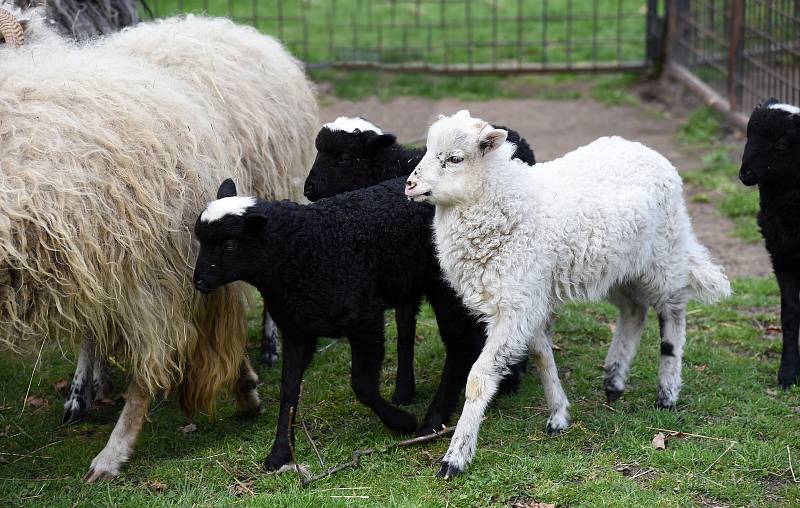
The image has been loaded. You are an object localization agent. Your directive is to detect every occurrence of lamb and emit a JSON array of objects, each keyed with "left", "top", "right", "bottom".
[
  {"left": 405, "top": 110, "right": 731, "bottom": 477},
  {"left": 193, "top": 177, "right": 521, "bottom": 471},
  {"left": 739, "top": 99, "right": 800, "bottom": 388},
  {"left": 303, "top": 116, "right": 535, "bottom": 201},
  {"left": 0, "top": 10, "right": 316, "bottom": 481},
  {"left": 303, "top": 116, "right": 535, "bottom": 404}
]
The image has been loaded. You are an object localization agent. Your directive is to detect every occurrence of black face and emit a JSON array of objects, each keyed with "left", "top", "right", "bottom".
[
  {"left": 303, "top": 128, "right": 396, "bottom": 201},
  {"left": 740, "top": 101, "right": 799, "bottom": 187},
  {"left": 192, "top": 180, "right": 268, "bottom": 293}
]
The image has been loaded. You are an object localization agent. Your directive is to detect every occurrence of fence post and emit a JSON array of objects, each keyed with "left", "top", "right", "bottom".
[
  {"left": 645, "top": 0, "right": 660, "bottom": 67},
  {"left": 728, "top": 0, "right": 745, "bottom": 111},
  {"left": 667, "top": 0, "right": 691, "bottom": 64}
]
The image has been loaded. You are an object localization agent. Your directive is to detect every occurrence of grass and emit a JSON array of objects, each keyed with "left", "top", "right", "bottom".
[
  {"left": 679, "top": 107, "right": 761, "bottom": 244},
  {"left": 2, "top": 279, "right": 800, "bottom": 507}
]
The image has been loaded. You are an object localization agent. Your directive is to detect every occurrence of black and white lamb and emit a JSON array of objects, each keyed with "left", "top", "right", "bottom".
[
  {"left": 739, "top": 99, "right": 800, "bottom": 388},
  {"left": 193, "top": 178, "right": 517, "bottom": 471},
  {"left": 302, "top": 116, "right": 536, "bottom": 404}
]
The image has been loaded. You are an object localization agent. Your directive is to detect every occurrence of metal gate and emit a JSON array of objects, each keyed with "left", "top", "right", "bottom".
[{"left": 148, "top": 0, "right": 660, "bottom": 73}]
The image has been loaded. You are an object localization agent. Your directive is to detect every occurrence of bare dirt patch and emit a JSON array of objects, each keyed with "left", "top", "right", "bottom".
[{"left": 318, "top": 83, "right": 770, "bottom": 279}]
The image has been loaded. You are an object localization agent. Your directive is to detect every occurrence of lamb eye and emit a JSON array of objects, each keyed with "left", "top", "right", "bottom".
[
  {"left": 447, "top": 156, "right": 463, "bottom": 164},
  {"left": 223, "top": 239, "right": 238, "bottom": 252}
]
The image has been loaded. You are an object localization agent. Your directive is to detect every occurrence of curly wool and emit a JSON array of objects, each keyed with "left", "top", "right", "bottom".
[{"left": 0, "top": 16, "right": 316, "bottom": 412}]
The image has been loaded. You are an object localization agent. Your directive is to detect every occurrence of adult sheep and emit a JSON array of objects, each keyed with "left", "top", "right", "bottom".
[
  {"left": 0, "top": 12, "right": 316, "bottom": 481},
  {"left": 405, "top": 110, "right": 730, "bottom": 477}
]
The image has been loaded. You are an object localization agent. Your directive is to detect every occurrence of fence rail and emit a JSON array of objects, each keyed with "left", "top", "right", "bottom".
[
  {"left": 668, "top": 0, "right": 800, "bottom": 128},
  {"left": 148, "top": 0, "right": 655, "bottom": 73}
]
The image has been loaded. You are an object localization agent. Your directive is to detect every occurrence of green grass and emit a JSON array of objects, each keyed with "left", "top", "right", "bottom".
[
  {"left": 3, "top": 280, "right": 800, "bottom": 507},
  {"left": 679, "top": 108, "right": 761, "bottom": 243}
]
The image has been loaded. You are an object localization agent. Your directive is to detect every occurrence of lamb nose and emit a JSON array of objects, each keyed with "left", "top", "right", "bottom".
[{"left": 406, "top": 180, "right": 416, "bottom": 190}]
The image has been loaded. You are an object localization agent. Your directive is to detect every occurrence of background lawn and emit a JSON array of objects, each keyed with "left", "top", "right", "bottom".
[{"left": 2, "top": 278, "right": 800, "bottom": 507}]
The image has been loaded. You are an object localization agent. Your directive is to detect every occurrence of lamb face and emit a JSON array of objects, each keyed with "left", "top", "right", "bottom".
[
  {"left": 304, "top": 118, "right": 396, "bottom": 201},
  {"left": 193, "top": 179, "right": 265, "bottom": 293},
  {"left": 740, "top": 99, "right": 800, "bottom": 187},
  {"left": 405, "top": 110, "right": 507, "bottom": 205}
]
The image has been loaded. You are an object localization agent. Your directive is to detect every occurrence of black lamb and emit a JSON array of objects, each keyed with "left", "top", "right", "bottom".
[
  {"left": 193, "top": 178, "right": 518, "bottom": 471},
  {"left": 302, "top": 117, "right": 535, "bottom": 404},
  {"left": 739, "top": 99, "right": 800, "bottom": 387}
]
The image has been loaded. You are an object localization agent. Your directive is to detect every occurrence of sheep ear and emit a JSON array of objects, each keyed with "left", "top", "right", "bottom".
[
  {"left": 478, "top": 129, "right": 508, "bottom": 155},
  {"left": 764, "top": 98, "right": 779, "bottom": 107},
  {"left": 244, "top": 212, "right": 268, "bottom": 229},
  {"left": 365, "top": 133, "right": 397, "bottom": 152},
  {"left": 217, "top": 178, "right": 237, "bottom": 199},
  {"left": 438, "top": 114, "right": 446, "bottom": 120},
  {"left": 454, "top": 109, "right": 471, "bottom": 119}
]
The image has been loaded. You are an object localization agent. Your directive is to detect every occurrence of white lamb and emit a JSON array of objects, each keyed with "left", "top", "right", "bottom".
[{"left": 404, "top": 110, "right": 731, "bottom": 478}]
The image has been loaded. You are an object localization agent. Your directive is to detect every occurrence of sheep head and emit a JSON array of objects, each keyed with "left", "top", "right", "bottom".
[
  {"left": 740, "top": 99, "right": 800, "bottom": 187},
  {"left": 405, "top": 110, "right": 509, "bottom": 205},
  {"left": 304, "top": 117, "right": 397, "bottom": 201},
  {"left": 193, "top": 179, "right": 266, "bottom": 294}
]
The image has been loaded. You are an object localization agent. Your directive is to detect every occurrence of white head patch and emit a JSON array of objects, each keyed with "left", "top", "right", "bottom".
[
  {"left": 768, "top": 103, "right": 800, "bottom": 115},
  {"left": 323, "top": 116, "right": 382, "bottom": 134},
  {"left": 200, "top": 196, "right": 256, "bottom": 223}
]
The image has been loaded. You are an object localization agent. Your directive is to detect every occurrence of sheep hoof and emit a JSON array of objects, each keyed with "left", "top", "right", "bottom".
[
  {"left": 655, "top": 396, "right": 676, "bottom": 411},
  {"left": 62, "top": 385, "right": 92, "bottom": 425},
  {"left": 436, "top": 460, "right": 463, "bottom": 479},
  {"left": 388, "top": 410, "right": 418, "bottom": 434},
  {"left": 545, "top": 422, "right": 566, "bottom": 436},
  {"left": 264, "top": 449, "right": 291, "bottom": 471},
  {"left": 261, "top": 351, "right": 279, "bottom": 368},
  {"left": 604, "top": 387, "right": 624, "bottom": 403},
  {"left": 778, "top": 367, "right": 800, "bottom": 389}
]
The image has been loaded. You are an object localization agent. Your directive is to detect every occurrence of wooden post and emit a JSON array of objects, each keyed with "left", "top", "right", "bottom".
[{"left": 727, "top": 0, "right": 745, "bottom": 111}]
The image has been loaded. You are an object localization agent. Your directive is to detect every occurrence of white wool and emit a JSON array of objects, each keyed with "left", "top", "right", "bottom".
[
  {"left": 323, "top": 116, "right": 383, "bottom": 134},
  {"left": 201, "top": 197, "right": 256, "bottom": 223},
  {"left": 768, "top": 103, "right": 800, "bottom": 115},
  {"left": 408, "top": 112, "right": 730, "bottom": 477}
]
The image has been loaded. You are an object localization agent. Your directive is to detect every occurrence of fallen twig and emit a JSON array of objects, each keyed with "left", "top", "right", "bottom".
[
  {"left": 701, "top": 441, "right": 736, "bottom": 474},
  {"left": 215, "top": 460, "right": 254, "bottom": 497},
  {"left": 8, "top": 441, "right": 62, "bottom": 465},
  {"left": 301, "top": 415, "right": 324, "bottom": 469},
  {"left": 645, "top": 427, "right": 735, "bottom": 443},
  {"left": 300, "top": 425, "right": 456, "bottom": 486},
  {"left": 20, "top": 340, "right": 45, "bottom": 417},
  {"left": 788, "top": 446, "right": 798, "bottom": 483}
]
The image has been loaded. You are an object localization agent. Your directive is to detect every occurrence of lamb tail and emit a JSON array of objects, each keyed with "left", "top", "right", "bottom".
[{"left": 687, "top": 243, "right": 731, "bottom": 304}]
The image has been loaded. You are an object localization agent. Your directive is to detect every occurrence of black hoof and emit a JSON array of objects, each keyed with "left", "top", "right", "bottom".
[
  {"left": 387, "top": 410, "right": 418, "bottom": 434},
  {"left": 261, "top": 351, "right": 279, "bottom": 368},
  {"left": 655, "top": 397, "right": 676, "bottom": 411},
  {"left": 605, "top": 387, "right": 623, "bottom": 403},
  {"left": 778, "top": 368, "right": 799, "bottom": 389},
  {"left": 61, "top": 397, "right": 90, "bottom": 425},
  {"left": 545, "top": 422, "right": 566, "bottom": 436},
  {"left": 264, "top": 449, "right": 291, "bottom": 471},
  {"left": 436, "top": 460, "right": 463, "bottom": 479}
]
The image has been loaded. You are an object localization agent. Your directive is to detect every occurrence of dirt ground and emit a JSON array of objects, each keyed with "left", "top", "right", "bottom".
[{"left": 318, "top": 83, "right": 772, "bottom": 279}]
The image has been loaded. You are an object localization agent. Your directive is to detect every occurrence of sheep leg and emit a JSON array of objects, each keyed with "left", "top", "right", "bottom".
[
  {"left": 92, "top": 356, "right": 113, "bottom": 402},
  {"left": 529, "top": 324, "right": 571, "bottom": 434},
  {"left": 260, "top": 306, "right": 280, "bottom": 367},
  {"left": 62, "top": 338, "right": 95, "bottom": 424},
  {"left": 264, "top": 333, "right": 317, "bottom": 471},
  {"left": 234, "top": 357, "right": 261, "bottom": 416},
  {"left": 603, "top": 286, "right": 648, "bottom": 402},
  {"left": 83, "top": 382, "right": 150, "bottom": 483},
  {"left": 776, "top": 269, "right": 800, "bottom": 388},
  {"left": 392, "top": 300, "right": 420, "bottom": 405},
  {"left": 349, "top": 336, "right": 417, "bottom": 434},
  {"left": 656, "top": 298, "right": 688, "bottom": 410},
  {"left": 438, "top": 319, "right": 528, "bottom": 479}
]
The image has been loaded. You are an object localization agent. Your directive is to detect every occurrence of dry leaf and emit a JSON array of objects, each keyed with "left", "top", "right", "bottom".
[
  {"left": 24, "top": 395, "right": 48, "bottom": 410},
  {"left": 52, "top": 379, "right": 70, "bottom": 397},
  {"left": 228, "top": 479, "right": 254, "bottom": 497},
  {"left": 651, "top": 432, "right": 667, "bottom": 450},
  {"left": 94, "top": 398, "right": 115, "bottom": 407},
  {"left": 509, "top": 497, "right": 556, "bottom": 508},
  {"left": 551, "top": 344, "right": 562, "bottom": 352},
  {"left": 415, "top": 335, "right": 424, "bottom": 343},
  {"left": 766, "top": 325, "right": 782, "bottom": 334},
  {"left": 178, "top": 423, "right": 197, "bottom": 434},
  {"left": 693, "top": 365, "right": 708, "bottom": 373},
  {"left": 766, "top": 388, "right": 778, "bottom": 397},
  {"left": 146, "top": 481, "right": 166, "bottom": 492}
]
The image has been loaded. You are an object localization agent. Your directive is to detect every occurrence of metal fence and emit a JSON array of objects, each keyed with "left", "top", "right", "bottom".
[
  {"left": 148, "top": 0, "right": 659, "bottom": 73},
  {"left": 667, "top": 0, "right": 800, "bottom": 128}
]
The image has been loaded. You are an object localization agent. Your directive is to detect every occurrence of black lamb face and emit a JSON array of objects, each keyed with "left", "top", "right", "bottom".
[
  {"left": 740, "top": 100, "right": 800, "bottom": 187},
  {"left": 304, "top": 128, "right": 396, "bottom": 201},
  {"left": 193, "top": 179, "right": 266, "bottom": 293}
]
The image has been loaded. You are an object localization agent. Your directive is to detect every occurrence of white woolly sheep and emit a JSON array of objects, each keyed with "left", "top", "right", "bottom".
[
  {"left": 0, "top": 11, "right": 316, "bottom": 481},
  {"left": 405, "top": 110, "right": 731, "bottom": 478}
]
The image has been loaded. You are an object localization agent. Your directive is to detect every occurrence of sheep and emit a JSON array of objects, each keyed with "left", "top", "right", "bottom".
[
  {"left": 0, "top": 11, "right": 316, "bottom": 481},
  {"left": 739, "top": 99, "right": 800, "bottom": 388},
  {"left": 303, "top": 116, "right": 535, "bottom": 404},
  {"left": 303, "top": 116, "right": 535, "bottom": 201},
  {"left": 193, "top": 177, "right": 522, "bottom": 471},
  {"left": 405, "top": 110, "right": 731, "bottom": 478}
]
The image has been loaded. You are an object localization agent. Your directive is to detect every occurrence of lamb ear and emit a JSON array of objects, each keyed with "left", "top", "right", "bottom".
[
  {"left": 217, "top": 178, "right": 237, "bottom": 199},
  {"left": 478, "top": 129, "right": 508, "bottom": 155},
  {"left": 438, "top": 114, "right": 446, "bottom": 120},
  {"left": 454, "top": 109, "right": 471, "bottom": 119},
  {"left": 365, "top": 133, "right": 397, "bottom": 152},
  {"left": 764, "top": 98, "right": 779, "bottom": 107},
  {"left": 244, "top": 212, "right": 268, "bottom": 229}
]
